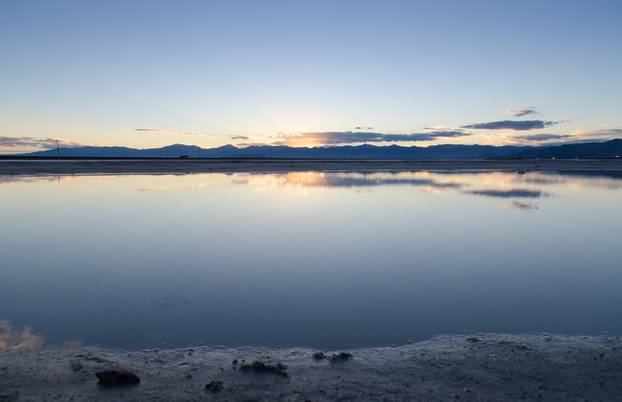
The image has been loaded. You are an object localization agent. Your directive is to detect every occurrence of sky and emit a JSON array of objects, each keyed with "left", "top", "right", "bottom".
[{"left": 1, "top": 0, "right": 621, "bottom": 153}]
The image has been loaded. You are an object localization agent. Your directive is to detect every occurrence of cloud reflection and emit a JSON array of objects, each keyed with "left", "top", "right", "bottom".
[
  {"left": 504, "top": 201, "right": 539, "bottom": 211},
  {"left": 276, "top": 172, "right": 466, "bottom": 189},
  {"left": 0, "top": 320, "right": 44, "bottom": 351},
  {"left": 467, "top": 189, "right": 544, "bottom": 198}
]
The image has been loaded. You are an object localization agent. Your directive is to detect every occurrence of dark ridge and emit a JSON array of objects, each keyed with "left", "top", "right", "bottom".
[{"left": 4, "top": 139, "right": 622, "bottom": 160}]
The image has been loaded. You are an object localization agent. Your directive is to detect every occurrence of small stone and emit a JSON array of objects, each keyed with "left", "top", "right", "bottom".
[
  {"left": 0, "top": 391, "right": 20, "bottom": 402},
  {"left": 329, "top": 352, "right": 353, "bottom": 362},
  {"left": 205, "top": 380, "right": 224, "bottom": 393},
  {"left": 96, "top": 370, "right": 140, "bottom": 387},
  {"left": 70, "top": 362, "right": 83, "bottom": 372},
  {"left": 312, "top": 352, "right": 326, "bottom": 360},
  {"left": 240, "top": 361, "right": 288, "bottom": 377}
]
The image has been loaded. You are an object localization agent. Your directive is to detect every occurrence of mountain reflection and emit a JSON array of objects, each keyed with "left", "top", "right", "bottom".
[{"left": 0, "top": 320, "right": 44, "bottom": 351}]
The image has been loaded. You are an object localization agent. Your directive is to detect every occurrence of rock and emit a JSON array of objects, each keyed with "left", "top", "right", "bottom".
[
  {"left": 240, "top": 361, "right": 288, "bottom": 377},
  {"left": 95, "top": 370, "right": 141, "bottom": 387},
  {"left": 466, "top": 337, "right": 480, "bottom": 343},
  {"left": 0, "top": 391, "right": 20, "bottom": 402},
  {"left": 205, "top": 380, "right": 224, "bottom": 393},
  {"left": 329, "top": 352, "right": 353, "bottom": 362},
  {"left": 312, "top": 352, "right": 326, "bottom": 360},
  {"left": 70, "top": 362, "right": 83, "bottom": 372}
]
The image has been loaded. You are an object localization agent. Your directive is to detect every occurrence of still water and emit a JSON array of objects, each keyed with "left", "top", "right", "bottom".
[{"left": 1, "top": 170, "right": 621, "bottom": 350}]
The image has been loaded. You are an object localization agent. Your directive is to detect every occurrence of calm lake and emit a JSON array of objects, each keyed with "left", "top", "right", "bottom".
[{"left": 1, "top": 170, "right": 621, "bottom": 350}]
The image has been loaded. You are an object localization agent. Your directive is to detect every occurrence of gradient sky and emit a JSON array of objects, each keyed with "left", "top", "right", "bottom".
[{"left": 1, "top": 0, "right": 621, "bottom": 153}]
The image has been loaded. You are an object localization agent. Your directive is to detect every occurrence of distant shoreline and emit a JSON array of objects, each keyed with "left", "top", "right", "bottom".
[{"left": 1, "top": 158, "right": 622, "bottom": 176}]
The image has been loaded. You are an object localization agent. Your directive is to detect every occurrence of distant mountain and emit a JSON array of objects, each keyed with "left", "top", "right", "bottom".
[
  {"left": 17, "top": 139, "right": 622, "bottom": 159},
  {"left": 516, "top": 139, "right": 622, "bottom": 159}
]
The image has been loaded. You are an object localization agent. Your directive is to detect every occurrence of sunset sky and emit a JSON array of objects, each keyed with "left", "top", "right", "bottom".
[{"left": 1, "top": 0, "right": 621, "bottom": 153}]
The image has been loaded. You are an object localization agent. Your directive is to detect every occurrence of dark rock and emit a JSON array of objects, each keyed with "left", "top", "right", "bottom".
[
  {"left": 96, "top": 370, "right": 140, "bottom": 387},
  {"left": 205, "top": 380, "right": 224, "bottom": 393},
  {"left": 70, "top": 362, "right": 83, "bottom": 372},
  {"left": 329, "top": 352, "right": 353, "bottom": 362},
  {"left": 466, "top": 337, "right": 480, "bottom": 343},
  {"left": 312, "top": 352, "right": 326, "bottom": 360},
  {"left": 240, "top": 361, "right": 288, "bottom": 377},
  {"left": 0, "top": 391, "right": 20, "bottom": 402}
]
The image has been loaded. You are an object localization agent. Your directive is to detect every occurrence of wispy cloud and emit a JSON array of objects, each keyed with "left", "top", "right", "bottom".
[
  {"left": 275, "top": 130, "right": 471, "bottom": 146},
  {"left": 589, "top": 128, "right": 622, "bottom": 137},
  {"left": 134, "top": 128, "right": 213, "bottom": 136},
  {"left": 0, "top": 136, "right": 81, "bottom": 149},
  {"left": 134, "top": 127, "right": 247, "bottom": 141},
  {"left": 513, "top": 133, "right": 571, "bottom": 142},
  {"left": 505, "top": 107, "right": 538, "bottom": 117},
  {"left": 462, "top": 120, "right": 559, "bottom": 131}
]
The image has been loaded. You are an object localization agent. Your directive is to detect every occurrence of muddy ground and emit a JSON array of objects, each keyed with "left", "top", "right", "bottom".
[{"left": 1, "top": 333, "right": 621, "bottom": 401}]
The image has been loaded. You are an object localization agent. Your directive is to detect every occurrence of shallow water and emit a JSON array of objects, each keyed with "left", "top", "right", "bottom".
[{"left": 1, "top": 170, "right": 621, "bottom": 350}]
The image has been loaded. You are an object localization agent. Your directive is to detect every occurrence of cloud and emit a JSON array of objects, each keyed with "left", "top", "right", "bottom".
[
  {"left": 275, "top": 130, "right": 471, "bottom": 146},
  {"left": 513, "top": 133, "right": 572, "bottom": 142},
  {"left": 506, "top": 107, "right": 538, "bottom": 117},
  {"left": 0, "top": 136, "right": 81, "bottom": 149},
  {"left": 231, "top": 135, "right": 250, "bottom": 140},
  {"left": 461, "top": 120, "right": 559, "bottom": 131},
  {"left": 467, "top": 188, "right": 544, "bottom": 198},
  {"left": 590, "top": 129, "right": 622, "bottom": 137},
  {"left": 134, "top": 128, "right": 215, "bottom": 137},
  {"left": 544, "top": 128, "right": 622, "bottom": 144},
  {"left": 355, "top": 126, "right": 374, "bottom": 130},
  {"left": 133, "top": 128, "right": 161, "bottom": 132}
]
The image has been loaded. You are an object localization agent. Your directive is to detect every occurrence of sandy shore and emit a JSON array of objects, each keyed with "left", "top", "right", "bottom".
[
  {"left": 1, "top": 158, "right": 622, "bottom": 176},
  {"left": 1, "top": 334, "right": 621, "bottom": 401}
]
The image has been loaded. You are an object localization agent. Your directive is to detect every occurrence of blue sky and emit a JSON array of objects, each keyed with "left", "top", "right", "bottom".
[{"left": 1, "top": 0, "right": 621, "bottom": 152}]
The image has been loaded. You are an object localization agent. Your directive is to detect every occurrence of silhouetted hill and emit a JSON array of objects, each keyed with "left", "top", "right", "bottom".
[
  {"left": 18, "top": 139, "right": 622, "bottom": 159},
  {"left": 516, "top": 139, "right": 622, "bottom": 159}
]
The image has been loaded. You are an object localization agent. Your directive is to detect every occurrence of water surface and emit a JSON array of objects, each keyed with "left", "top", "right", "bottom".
[{"left": 1, "top": 170, "right": 621, "bottom": 350}]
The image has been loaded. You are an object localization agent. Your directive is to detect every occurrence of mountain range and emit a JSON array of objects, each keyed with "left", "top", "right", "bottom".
[{"left": 16, "top": 139, "right": 622, "bottom": 159}]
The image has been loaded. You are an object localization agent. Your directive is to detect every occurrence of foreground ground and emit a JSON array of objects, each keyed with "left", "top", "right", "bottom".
[
  {"left": 1, "top": 158, "right": 622, "bottom": 176},
  {"left": 1, "top": 334, "right": 621, "bottom": 401}
]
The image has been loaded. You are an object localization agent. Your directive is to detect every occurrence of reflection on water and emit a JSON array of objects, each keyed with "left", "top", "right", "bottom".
[
  {"left": 1, "top": 170, "right": 621, "bottom": 349},
  {"left": 504, "top": 201, "right": 539, "bottom": 211},
  {"left": 0, "top": 320, "right": 44, "bottom": 351}
]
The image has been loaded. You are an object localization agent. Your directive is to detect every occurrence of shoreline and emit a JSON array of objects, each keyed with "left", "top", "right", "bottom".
[
  {"left": 1, "top": 333, "right": 621, "bottom": 401},
  {"left": 1, "top": 159, "right": 622, "bottom": 176}
]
